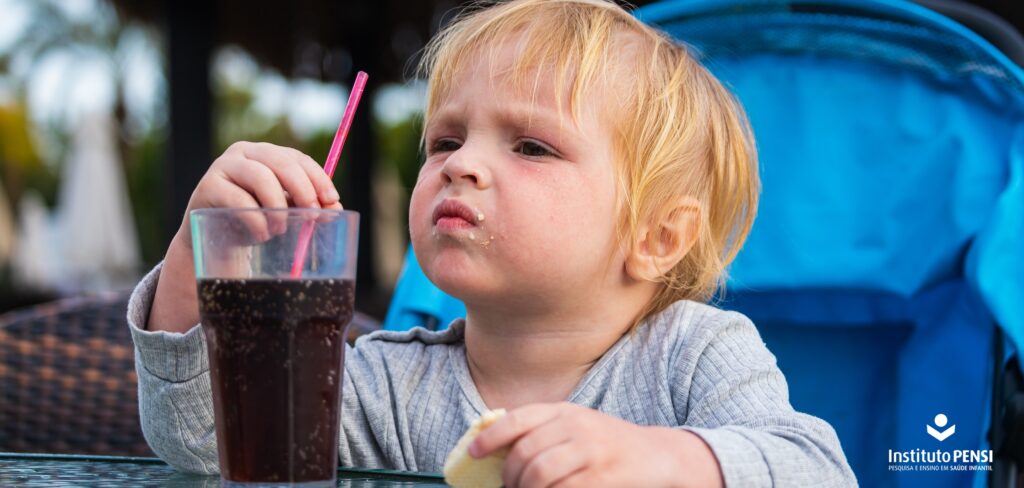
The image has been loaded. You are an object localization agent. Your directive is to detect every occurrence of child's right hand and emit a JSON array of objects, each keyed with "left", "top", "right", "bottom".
[
  {"left": 148, "top": 142, "right": 342, "bottom": 333},
  {"left": 174, "top": 141, "right": 342, "bottom": 250}
]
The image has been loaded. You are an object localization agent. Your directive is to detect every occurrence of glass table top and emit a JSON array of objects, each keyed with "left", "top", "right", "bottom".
[{"left": 0, "top": 452, "right": 449, "bottom": 487}]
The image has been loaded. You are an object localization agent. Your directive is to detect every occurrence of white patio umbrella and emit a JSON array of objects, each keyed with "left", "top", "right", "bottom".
[
  {"left": 11, "top": 190, "right": 59, "bottom": 290},
  {"left": 55, "top": 112, "right": 141, "bottom": 291}
]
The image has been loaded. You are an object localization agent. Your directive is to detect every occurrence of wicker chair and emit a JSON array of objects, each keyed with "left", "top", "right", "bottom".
[
  {"left": 0, "top": 291, "right": 381, "bottom": 457},
  {"left": 0, "top": 292, "right": 149, "bottom": 456}
]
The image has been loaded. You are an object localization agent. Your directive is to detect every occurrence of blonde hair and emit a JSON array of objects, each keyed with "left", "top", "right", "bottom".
[{"left": 418, "top": 0, "right": 759, "bottom": 324}]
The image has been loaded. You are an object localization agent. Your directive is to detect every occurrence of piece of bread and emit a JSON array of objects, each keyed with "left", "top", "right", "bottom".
[{"left": 443, "top": 409, "right": 508, "bottom": 488}]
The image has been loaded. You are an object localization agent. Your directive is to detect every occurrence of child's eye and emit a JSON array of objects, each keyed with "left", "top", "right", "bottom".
[
  {"left": 430, "top": 139, "right": 462, "bottom": 154},
  {"left": 516, "top": 140, "right": 555, "bottom": 158}
]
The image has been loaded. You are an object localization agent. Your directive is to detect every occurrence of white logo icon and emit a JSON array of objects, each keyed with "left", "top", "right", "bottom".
[{"left": 927, "top": 413, "right": 956, "bottom": 441}]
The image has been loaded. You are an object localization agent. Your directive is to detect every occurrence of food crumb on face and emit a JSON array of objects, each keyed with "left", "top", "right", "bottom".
[{"left": 476, "top": 212, "right": 485, "bottom": 222}]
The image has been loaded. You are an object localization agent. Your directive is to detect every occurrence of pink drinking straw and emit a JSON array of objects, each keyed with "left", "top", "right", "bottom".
[{"left": 289, "top": 71, "right": 369, "bottom": 278}]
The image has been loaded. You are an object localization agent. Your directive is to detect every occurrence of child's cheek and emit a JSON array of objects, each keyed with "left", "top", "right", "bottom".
[
  {"left": 513, "top": 169, "right": 616, "bottom": 262},
  {"left": 408, "top": 181, "right": 437, "bottom": 239},
  {"left": 500, "top": 186, "right": 574, "bottom": 256}
]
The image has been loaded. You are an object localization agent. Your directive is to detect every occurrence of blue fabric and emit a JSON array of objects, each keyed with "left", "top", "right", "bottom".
[
  {"left": 383, "top": 247, "right": 465, "bottom": 331},
  {"left": 721, "top": 285, "right": 992, "bottom": 488},
  {"left": 384, "top": 1, "right": 1024, "bottom": 486},
  {"left": 635, "top": 0, "right": 1024, "bottom": 357}
]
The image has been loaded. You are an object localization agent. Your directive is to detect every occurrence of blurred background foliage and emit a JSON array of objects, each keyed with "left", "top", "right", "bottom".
[{"left": 0, "top": 0, "right": 425, "bottom": 314}]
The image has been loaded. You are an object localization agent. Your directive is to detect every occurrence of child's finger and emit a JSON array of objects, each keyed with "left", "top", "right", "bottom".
[
  {"left": 201, "top": 178, "right": 271, "bottom": 242},
  {"left": 243, "top": 143, "right": 324, "bottom": 209},
  {"left": 286, "top": 147, "right": 341, "bottom": 205},
  {"left": 501, "top": 419, "right": 572, "bottom": 488},
  {"left": 282, "top": 195, "right": 344, "bottom": 224},
  {"left": 219, "top": 160, "right": 289, "bottom": 234},
  {"left": 219, "top": 159, "right": 289, "bottom": 208},
  {"left": 470, "top": 404, "right": 560, "bottom": 458},
  {"left": 516, "top": 442, "right": 587, "bottom": 488},
  {"left": 313, "top": 203, "right": 347, "bottom": 225}
]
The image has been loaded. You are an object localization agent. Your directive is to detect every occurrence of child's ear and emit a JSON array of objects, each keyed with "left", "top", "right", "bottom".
[{"left": 625, "top": 197, "right": 702, "bottom": 282}]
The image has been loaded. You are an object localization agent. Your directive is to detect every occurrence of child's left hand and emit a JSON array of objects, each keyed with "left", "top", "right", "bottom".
[{"left": 469, "top": 402, "right": 723, "bottom": 488}]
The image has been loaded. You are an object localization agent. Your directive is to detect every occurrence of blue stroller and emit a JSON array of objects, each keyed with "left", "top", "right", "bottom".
[{"left": 384, "top": 1, "right": 1024, "bottom": 486}]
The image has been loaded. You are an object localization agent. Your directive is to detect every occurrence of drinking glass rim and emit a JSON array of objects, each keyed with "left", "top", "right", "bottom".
[{"left": 190, "top": 207, "right": 357, "bottom": 217}]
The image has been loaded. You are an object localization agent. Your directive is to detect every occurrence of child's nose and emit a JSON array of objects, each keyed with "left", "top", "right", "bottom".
[{"left": 440, "top": 148, "right": 490, "bottom": 189}]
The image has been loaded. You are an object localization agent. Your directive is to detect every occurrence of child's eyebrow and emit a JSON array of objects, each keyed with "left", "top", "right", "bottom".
[
  {"left": 424, "top": 112, "right": 458, "bottom": 132},
  {"left": 427, "top": 101, "right": 579, "bottom": 142},
  {"left": 495, "top": 104, "right": 567, "bottom": 134}
]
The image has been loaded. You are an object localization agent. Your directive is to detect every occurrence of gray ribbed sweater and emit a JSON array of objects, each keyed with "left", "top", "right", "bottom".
[{"left": 128, "top": 264, "right": 856, "bottom": 486}]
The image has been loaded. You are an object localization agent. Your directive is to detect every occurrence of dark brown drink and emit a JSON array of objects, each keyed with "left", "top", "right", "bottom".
[{"left": 197, "top": 278, "right": 354, "bottom": 485}]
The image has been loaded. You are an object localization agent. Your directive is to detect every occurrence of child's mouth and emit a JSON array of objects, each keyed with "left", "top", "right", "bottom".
[
  {"left": 433, "top": 198, "right": 483, "bottom": 233},
  {"left": 436, "top": 216, "right": 475, "bottom": 231}
]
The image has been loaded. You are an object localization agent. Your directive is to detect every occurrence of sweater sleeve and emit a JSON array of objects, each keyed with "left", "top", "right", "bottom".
[
  {"left": 676, "top": 310, "right": 858, "bottom": 487},
  {"left": 127, "top": 263, "right": 219, "bottom": 475}
]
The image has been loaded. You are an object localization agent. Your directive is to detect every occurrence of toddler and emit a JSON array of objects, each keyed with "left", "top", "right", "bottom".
[{"left": 131, "top": 0, "right": 856, "bottom": 486}]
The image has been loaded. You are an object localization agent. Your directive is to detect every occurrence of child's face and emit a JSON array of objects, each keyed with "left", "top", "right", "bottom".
[{"left": 409, "top": 43, "right": 626, "bottom": 312}]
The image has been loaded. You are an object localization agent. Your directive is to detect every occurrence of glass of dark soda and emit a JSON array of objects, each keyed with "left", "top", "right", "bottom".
[{"left": 190, "top": 208, "right": 358, "bottom": 487}]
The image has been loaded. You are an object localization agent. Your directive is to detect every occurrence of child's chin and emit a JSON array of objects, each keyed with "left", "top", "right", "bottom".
[
  {"left": 425, "top": 265, "right": 498, "bottom": 302},
  {"left": 417, "top": 247, "right": 499, "bottom": 293},
  {"left": 429, "top": 270, "right": 483, "bottom": 297}
]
